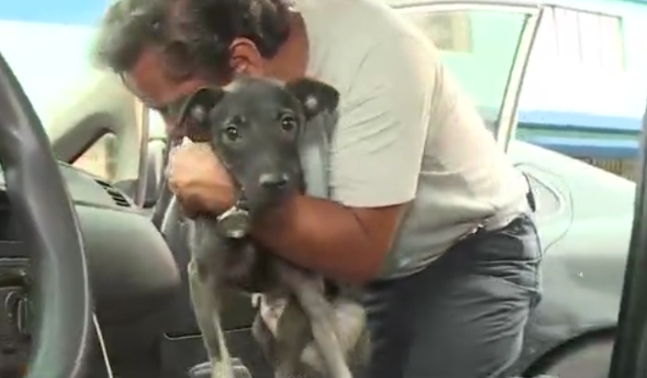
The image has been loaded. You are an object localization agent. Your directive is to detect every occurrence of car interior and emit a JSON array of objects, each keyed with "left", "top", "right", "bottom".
[
  {"left": 0, "top": 49, "right": 274, "bottom": 378},
  {"left": 1, "top": 2, "right": 647, "bottom": 378}
]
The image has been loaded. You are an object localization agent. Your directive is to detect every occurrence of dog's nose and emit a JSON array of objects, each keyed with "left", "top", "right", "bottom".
[{"left": 259, "top": 173, "right": 289, "bottom": 188}]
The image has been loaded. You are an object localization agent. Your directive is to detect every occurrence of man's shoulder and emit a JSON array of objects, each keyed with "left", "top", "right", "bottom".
[{"left": 301, "top": 0, "right": 436, "bottom": 90}]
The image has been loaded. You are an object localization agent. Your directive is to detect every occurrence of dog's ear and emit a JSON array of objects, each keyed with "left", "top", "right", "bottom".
[
  {"left": 285, "top": 78, "right": 340, "bottom": 121},
  {"left": 183, "top": 87, "right": 224, "bottom": 127},
  {"left": 179, "top": 87, "right": 224, "bottom": 140}
]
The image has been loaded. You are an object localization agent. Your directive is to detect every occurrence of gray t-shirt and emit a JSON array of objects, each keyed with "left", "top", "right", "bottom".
[{"left": 296, "top": 0, "right": 530, "bottom": 278}]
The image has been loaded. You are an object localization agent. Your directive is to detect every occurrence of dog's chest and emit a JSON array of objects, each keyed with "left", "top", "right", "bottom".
[{"left": 255, "top": 291, "right": 291, "bottom": 337}]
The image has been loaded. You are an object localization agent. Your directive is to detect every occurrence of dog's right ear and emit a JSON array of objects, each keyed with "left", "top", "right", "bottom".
[
  {"left": 178, "top": 87, "right": 224, "bottom": 140},
  {"left": 183, "top": 87, "right": 224, "bottom": 126}
]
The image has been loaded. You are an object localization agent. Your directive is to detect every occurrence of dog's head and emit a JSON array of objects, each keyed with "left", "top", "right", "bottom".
[{"left": 181, "top": 76, "right": 339, "bottom": 213}]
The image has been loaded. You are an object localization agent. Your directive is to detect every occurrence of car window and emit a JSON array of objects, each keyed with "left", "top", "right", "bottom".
[
  {"left": 401, "top": 8, "right": 527, "bottom": 131},
  {"left": 1, "top": 2, "right": 120, "bottom": 180},
  {"left": 71, "top": 133, "right": 118, "bottom": 182}
]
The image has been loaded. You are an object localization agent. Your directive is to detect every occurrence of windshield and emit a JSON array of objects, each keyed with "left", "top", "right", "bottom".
[{"left": 0, "top": 1, "right": 100, "bottom": 125}]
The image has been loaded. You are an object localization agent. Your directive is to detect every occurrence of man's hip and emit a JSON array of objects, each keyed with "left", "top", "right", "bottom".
[{"left": 361, "top": 214, "right": 542, "bottom": 378}]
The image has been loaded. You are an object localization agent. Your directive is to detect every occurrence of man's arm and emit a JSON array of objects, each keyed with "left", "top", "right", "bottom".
[{"left": 252, "top": 36, "right": 435, "bottom": 284}]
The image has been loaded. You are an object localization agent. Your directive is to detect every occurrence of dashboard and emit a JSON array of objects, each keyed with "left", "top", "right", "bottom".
[
  {"left": 0, "top": 163, "right": 180, "bottom": 378},
  {"left": 0, "top": 161, "right": 180, "bottom": 322},
  {"left": 0, "top": 162, "right": 181, "bottom": 376}
]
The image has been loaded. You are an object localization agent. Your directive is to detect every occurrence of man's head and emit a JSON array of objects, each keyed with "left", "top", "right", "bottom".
[
  {"left": 179, "top": 76, "right": 339, "bottom": 214},
  {"left": 92, "top": 0, "right": 296, "bottom": 130}
]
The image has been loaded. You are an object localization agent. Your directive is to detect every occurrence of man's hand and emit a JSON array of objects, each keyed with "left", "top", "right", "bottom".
[{"left": 167, "top": 142, "right": 236, "bottom": 216}]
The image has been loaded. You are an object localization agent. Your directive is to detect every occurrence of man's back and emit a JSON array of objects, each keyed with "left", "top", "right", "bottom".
[{"left": 296, "top": 0, "right": 530, "bottom": 277}]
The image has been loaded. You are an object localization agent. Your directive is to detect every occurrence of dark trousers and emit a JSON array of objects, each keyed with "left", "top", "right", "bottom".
[{"left": 362, "top": 214, "right": 542, "bottom": 378}]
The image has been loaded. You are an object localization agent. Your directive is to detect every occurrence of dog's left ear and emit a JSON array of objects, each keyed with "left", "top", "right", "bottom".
[
  {"left": 285, "top": 78, "right": 340, "bottom": 121},
  {"left": 178, "top": 87, "right": 224, "bottom": 141},
  {"left": 182, "top": 87, "right": 224, "bottom": 127}
]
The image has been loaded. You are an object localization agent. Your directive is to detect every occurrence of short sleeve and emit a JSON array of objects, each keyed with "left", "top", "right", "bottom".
[{"left": 329, "top": 37, "right": 435, "bottom": 207}]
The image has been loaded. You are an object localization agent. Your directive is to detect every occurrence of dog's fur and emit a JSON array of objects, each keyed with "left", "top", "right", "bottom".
[{"left": 181, "top": 76, "right": 369, "bottom": 378}]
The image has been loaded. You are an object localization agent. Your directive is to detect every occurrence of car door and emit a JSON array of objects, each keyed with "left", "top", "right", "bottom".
[
  {"left": 401, "top": 1, "right": 572, "bottom": 250},
  {"left": 396, "top": 0, "right": 542, "bottom": 150},
  {"left": 607, "top": 98, "right": 647, "bottom": 378}
]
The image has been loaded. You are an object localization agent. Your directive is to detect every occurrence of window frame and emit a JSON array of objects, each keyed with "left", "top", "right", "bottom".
[{"left": 70, "top": 131, "right": 118, "bottom": 181}]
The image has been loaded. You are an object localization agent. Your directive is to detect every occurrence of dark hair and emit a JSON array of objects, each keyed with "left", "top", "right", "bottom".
[{"left": 92, "top": 0, "right": 292, "bottom": 77}]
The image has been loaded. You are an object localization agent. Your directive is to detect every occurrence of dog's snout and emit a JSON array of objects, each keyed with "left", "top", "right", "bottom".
[{"left": 259, "top": 173, "right": 289, "bottom": 188}]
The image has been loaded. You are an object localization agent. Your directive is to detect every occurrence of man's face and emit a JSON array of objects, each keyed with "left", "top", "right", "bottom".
[
  {"left": 122, "top": 35, "right": 298, "bottom": 139},
  {"left": 122, "top": 47, "right": 229, "bottom": 138}
]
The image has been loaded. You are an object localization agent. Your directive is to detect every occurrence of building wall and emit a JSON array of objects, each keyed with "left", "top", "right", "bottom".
[{"left": 409, "top": 1, "right": 647, "bottom": 122}]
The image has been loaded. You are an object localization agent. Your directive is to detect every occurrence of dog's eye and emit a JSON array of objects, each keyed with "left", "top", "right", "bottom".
[
  {"left": 224, "top": 126, "right": 241, "bottom": 142},
  {"left": 280, "top": 115, "right": 296, "bottom": 132}
]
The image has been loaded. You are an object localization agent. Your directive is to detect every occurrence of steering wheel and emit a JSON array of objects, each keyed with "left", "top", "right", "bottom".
[{"left": 0, "top": 55, "right": 92, "bottom": 377}]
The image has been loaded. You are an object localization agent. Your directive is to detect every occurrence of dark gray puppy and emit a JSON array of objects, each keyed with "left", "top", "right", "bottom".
[{"left": 179, "top": 76, "right": 368, "bottom": 378}]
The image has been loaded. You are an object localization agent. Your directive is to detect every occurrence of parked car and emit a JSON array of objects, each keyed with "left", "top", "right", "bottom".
[{"left": 0, "top": 0, "right": 638, "bottom": 378}]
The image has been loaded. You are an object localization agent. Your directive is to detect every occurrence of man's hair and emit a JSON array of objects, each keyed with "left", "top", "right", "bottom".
[{"left": 92, "top": 0, "right": 292, "bottom": 77}]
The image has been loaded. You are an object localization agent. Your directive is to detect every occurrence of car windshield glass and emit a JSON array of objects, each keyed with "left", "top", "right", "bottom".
[
  {"left": 0, "top": 1, "right": 116, "bottom": 179},
  {"left": 0, "top": 2, "right": 100, "bottom": 128}
]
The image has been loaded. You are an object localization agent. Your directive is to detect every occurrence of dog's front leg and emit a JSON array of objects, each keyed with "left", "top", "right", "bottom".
[
  {"left": 188, "top": 260, "right": 235, "bottom": 378},
  {"left": 188, "top": 220, "right": 235, "bottom": 378},
  {"left": 273, "top": 298, "right": 312, "bottom": 378},
  {"left": 275, "top": 262, "right": 353, "bottom": 378}
]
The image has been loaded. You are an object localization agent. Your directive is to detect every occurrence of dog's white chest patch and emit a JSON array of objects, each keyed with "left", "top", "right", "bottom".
[{"left": 256, "top": 294, "right": 289, "bottom": 336}]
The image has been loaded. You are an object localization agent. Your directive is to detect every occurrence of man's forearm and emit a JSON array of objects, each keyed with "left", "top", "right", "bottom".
[{"left": 251, "top": 194, "right": 390, "bottom": 284}]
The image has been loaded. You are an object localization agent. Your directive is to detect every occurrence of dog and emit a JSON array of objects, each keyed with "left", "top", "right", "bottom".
[{"left": 176, "top": 76, "right": 369, "bottom": 378}]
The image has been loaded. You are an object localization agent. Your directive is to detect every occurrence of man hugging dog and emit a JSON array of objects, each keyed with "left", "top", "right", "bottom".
[{"left": 94, "top": 0, "right": 540, "bottom": 377}]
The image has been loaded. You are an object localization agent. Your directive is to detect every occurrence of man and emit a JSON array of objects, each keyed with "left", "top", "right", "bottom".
[{"left": 93, "top": 0, "right": 541, "bottom": 377}]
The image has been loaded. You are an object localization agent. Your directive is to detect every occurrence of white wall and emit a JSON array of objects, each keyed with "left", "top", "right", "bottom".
[{"left": 519, "top": 0, "right": 647, "bottom": 122}]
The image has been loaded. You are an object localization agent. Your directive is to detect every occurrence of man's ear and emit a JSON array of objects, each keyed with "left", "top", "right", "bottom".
[{"left": 285, "top": 78, "right": 340, "bottom": 121}]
